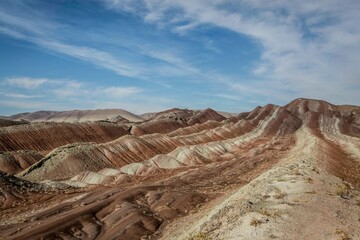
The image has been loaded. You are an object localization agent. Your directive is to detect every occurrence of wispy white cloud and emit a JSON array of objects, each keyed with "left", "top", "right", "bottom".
[
  {"left": 144, "top": 50, "right": 201, "bottom": 75},
  {"left": 0, "top": 75, "right": 154, "bottom": 114},
  {"left": 4, "top": 77, "right": 85, "bottom": 97},
  {"left": 0, "top": 3, "right": 206, "bottom": 85},
  {"left": 6, "top": 77, "right": 48, "bottom": 89},
  {"left": 37, "top": 40, "right": 144, "bottom": 78},
  {"left": 102, "top": 86, "right": 143, "bottom": 98},
  {"left": 0, "top": 100, "right": 47, "bottom": 109},
  {"left": 52, "top": 81, "right": 84, "bottom": 97},
  {"left": 0, "top": 5, "right": 61, "bottom": 36},
  {"left": 0, "top": 1, "right": 239, "bottom": 93},
  {"left": 192, "top": 91, "right": 243, "bottom": 101},
  {"left": 4, "top": 76, "right": 145, "bottom": 99},
  {"left": 103, "top": 0, "right": 360, "bottom": 104},
  {"left": 213, "top": 93, "right": 243, "bottom": 101},
  {"left": 0, "top": 27, "right": 146, "bottom": 79},
  {"left": 0, "top": 4, "right": 149, "bottom": 80},
  {"left": 1, "top": 0, "right": 359, "bottom": 115},
  {"left": 0, "top": 92, "right": 42, "bottom": 99}
]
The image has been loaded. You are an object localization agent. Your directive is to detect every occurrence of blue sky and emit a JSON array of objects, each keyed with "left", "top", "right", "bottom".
[{"left": 0, "top": 0, "right": 359, "bottom": 115}]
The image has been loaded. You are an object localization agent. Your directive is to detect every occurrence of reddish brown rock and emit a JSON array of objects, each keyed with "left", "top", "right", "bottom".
[{"left": 0, "top": 98, "right": 359, "bottom": 240}]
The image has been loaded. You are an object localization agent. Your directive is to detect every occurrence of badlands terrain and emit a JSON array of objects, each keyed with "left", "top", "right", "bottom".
[{"left": 0, "top": 98, "right": 359, "bottom": 240}]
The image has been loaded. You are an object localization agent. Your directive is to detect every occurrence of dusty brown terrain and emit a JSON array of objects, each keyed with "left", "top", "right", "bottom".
[
  {"left": 8, "top": 109, "right": 145, "bottom": 123},
  {"left": 0, "top": 122, "right": 130, "bottom": 154},
  {"left": 0, "top": 119, "right": 28, "bottom": 128},
  {"left": 0, "top": 98, "right": 359, "bottom": 240}
]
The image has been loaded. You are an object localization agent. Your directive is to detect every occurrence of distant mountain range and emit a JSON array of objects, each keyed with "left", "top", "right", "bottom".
[{"left": 3, "top": 107, "right": 238, "bottom": 123}]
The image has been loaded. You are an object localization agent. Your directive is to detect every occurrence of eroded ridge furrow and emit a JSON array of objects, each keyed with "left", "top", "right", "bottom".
[
  {"left": 0, "top": 150, "right": 44, "bottom": 174},
  {"left": 320, "top": 116, "right": 360, "bottom": 158},
  {"left": 67, "top": 106, "right": 292, "bottom": 185},
  {"left": 19, "top": 106, "right": 283, "bottom": 182},
  {"left": 0, "top": 132, "right": 295, "bottom": 240},
  {"left": 0, "top": 122, "right": 129, "bottom": 153},
  {"left": 1, "top": 98, "right": 359, "bottom": 240},
  {"left": 167, "top": 120, "right": 223, "bottom": 137},
  {"left": 160, "top": 125, "right": 360, "bottom": 240}
]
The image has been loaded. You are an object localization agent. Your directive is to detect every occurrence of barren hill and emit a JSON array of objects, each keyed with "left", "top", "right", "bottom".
[
  {"left": 0, "top": 118, "right": 28, "bottom": 127},
  {"left": 0, "top": 98, "right": 359, "bottom": 240},
  {"left": 8, "top": 109, "right": 144, "bottom": 123}
]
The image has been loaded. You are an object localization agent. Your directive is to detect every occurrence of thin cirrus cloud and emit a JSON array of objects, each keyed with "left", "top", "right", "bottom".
[
  {"left": 0, "top": 92, "right": 42, "bottom": 99},
  {"left": 103, "top": 0, "right": 360, "bottom": 104},
  {"left": 5, "top": 77, "right": 82, "bottom": 96},
  {"left": 0, "top": 1, "right": 280, "bottom": 106},
  {"left": 0, "top": 3, "right": 205, "bottom": 84},
  {"left": 0, "top": 1, "right": 255, "bottom": 92},
  {"left": 0, "top": 75, "right": 149, "bottom": 114},
  {"left": 37, "top": 40, "right": 145, "bottom": 79},
  {"left": 4, "top": 76, "right": 143, "bottom": 99},
  {"left": 5, "top": 77, "right": 48, "bottom": 89},
  {"left": 0, "top": 27, "right": 145, "bottom": 79},
  {"left": 102, "top": 87, "right": 143, "bottom": 98},
  {"left": 0, "top": 6, "right": 147, "bottom": 81},
  {"left": 0, "top": 0, "right": 359, "bottom": 116}
]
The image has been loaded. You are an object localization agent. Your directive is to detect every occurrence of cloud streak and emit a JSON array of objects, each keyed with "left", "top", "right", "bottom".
[
  {"left": 6, "top": 77, "right": 48, "bottom": 89},
  {"left": 102, "top": 87, "right": 143, "bottom": 98},
  {"left": 0, "top": 0, "right": 359, "bottom": 115},
  {"left": 0, "top": 2, "right": 209, "bottom": 85},
  {"left": 0, "top": 3, "right": 153, "bottom": 81},
  {"left": 103, "top": 0, "right": 360, "bottom": 104},
  {"left": 0, "top": 92, "right": 43, "bottom": 99},
  {"left": 0, "top": 75, "right": 172, "bottom": 115},
  {"left": 37, "top": 40, "right": 144, "bottom": 79}
]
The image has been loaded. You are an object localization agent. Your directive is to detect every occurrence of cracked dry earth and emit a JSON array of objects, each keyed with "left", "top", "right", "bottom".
[{"left": 0, "top": 98, "right": 360, "bottom": 240}]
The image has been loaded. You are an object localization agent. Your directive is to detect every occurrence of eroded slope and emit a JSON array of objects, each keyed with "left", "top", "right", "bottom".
[{"left": 0, "top": 98, "right": 359, "bottom": 240}]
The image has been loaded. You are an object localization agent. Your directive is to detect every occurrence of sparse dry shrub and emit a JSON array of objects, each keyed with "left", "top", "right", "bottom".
[
  {"left": 335, "top": 229, "right": 351, "bottom": 240},
  {"left": 292, "top": 169, "right": 303, "bottom": 176},
  {"left": 191, "top": 232, "right": 212, "bottom": 240},
  {"left": 343, "top": 182, "right": 352, "bottom": 190},
  {"left": 258, "top": 208, "right": 281, "bottom": 218},
  {"left": 274, "top": 191, "right": 287, "bottom": 199},
  {"left": 250, "top": 218, "right": 262, "bottom": 227},
  {"left": 312, "top": 167, "right": 320, "bottom": 174},
  {"left": 335, "top": 183, "right": 351, "bottom": 198}
]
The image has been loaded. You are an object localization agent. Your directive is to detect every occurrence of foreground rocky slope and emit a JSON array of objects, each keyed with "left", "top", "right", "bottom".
[{"left": 0, "top": 98, "right": 359, "bottom": 240}]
